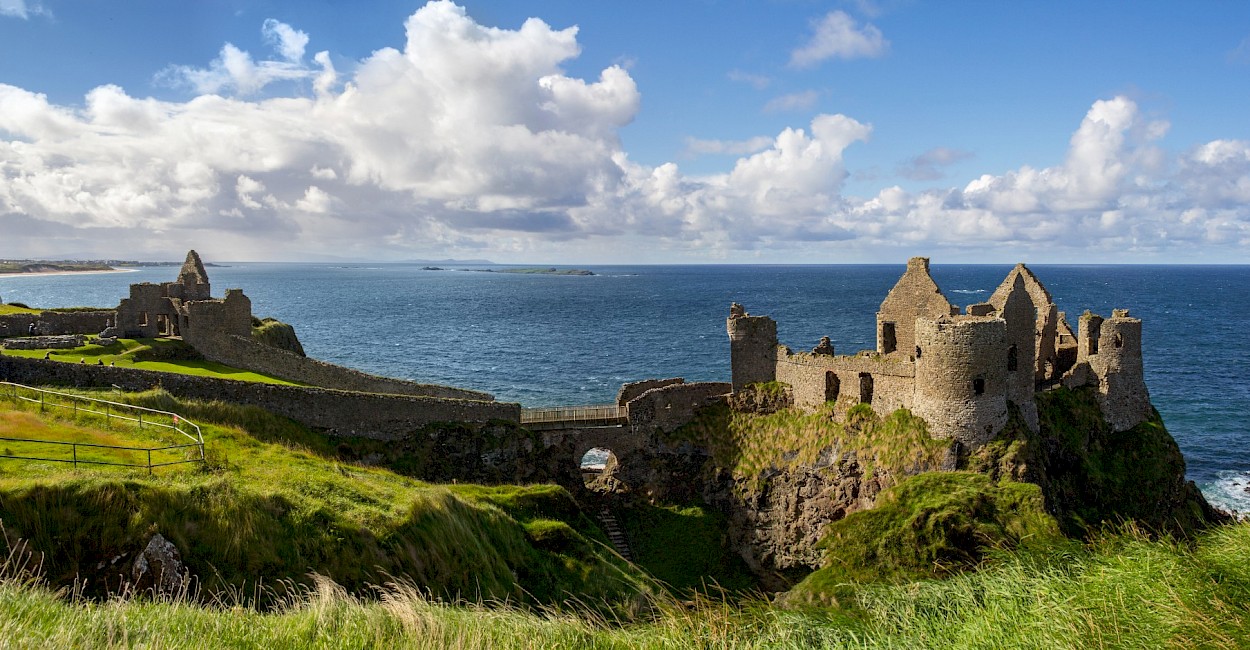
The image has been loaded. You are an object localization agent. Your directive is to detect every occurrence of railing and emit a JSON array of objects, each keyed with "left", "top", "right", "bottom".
[
  {"left": 521, "top": 404, "right": 628, "bottom": 428},
  {"left": 0, "top": 381, "right": 204, "bottom": 474}
]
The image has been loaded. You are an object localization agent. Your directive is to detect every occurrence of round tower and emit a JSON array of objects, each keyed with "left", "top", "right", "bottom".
[
  {"left": 726, "top": 304, "right": 778, "bottom": 392},
  {"left": 913, "top": 315, "right": 1009, "bottom": 449}
]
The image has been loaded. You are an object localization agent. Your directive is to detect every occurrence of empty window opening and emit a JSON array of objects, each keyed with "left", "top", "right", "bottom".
[
  {"left": 580, "top": 447, "right": 619, "bottom": 491},
  {"left": 824, "top": 371, "right": 841, "bottom": 403},
  {"left": 859, "top": 372, "right": 874, "bottom": 405},
  {"left": 1007, "top": 345, "right": 1018, "bottom": 372},
  {"left": 973, "top": 377, "right": 986, "bottom": 395},
  {"left": 156, "top": 314, "right": 172, "bottom": 337},
  {"left": 881, "top": 322, "right": 897, "bottom": 354},
  {"left": 1114, "top": 333, "right": 1123, "bottom": 348},
  {"left": 138, "top": 312, "right": 148, "bottom": 326},
  {"left": 915, "top": 346, "right": 922, "bottom": 359}
]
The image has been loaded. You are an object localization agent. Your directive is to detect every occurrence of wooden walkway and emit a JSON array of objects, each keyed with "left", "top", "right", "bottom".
[{"left": 520, "top": 404, "right": 627, "bottom": 430}]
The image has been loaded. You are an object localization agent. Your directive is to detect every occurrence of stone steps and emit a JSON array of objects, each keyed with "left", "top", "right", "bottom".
[{"left": 597, "top": 507, "right": 633, "bottom": 562}]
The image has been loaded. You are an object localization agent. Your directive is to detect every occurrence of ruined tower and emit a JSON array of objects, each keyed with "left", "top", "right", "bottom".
[
  {"left": 1078, "top": 309, "right": 1151, "bottom": 431},
  {"left": 997, "top": 274, "right": 1040, "bottom": 432},
  {"left": 727, "top": 303, "right": 778, "bottom": 391},
  {"left": 173, "top": 250, "right": 211, "bottom": 301},
  {"left": 912, "top": 315, "right": 1010, "bottom": 449}
]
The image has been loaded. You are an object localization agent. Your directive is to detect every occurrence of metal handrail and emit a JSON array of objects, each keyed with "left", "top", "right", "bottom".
[{"left": 0, "top": 381, "right": 205, "bottom": 473}]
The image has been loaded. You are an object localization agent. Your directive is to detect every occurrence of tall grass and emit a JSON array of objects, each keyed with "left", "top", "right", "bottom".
[{"left": 2, "top": 521, "right": 1249, "bottom": 648}]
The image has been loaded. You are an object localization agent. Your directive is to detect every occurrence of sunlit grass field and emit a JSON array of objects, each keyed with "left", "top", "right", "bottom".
[{"left": 2, "top": 337, "right": 299, "bottom": 385}]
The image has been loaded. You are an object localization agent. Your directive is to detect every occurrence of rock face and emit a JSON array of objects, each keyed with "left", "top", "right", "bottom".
[{"left": 130, "top": 534, "right": 189, "bottom": 597}]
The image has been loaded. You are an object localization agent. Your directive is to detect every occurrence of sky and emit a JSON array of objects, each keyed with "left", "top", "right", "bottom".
[{"left": 1, "top": 1, "right": 1249, "bottom": 264}]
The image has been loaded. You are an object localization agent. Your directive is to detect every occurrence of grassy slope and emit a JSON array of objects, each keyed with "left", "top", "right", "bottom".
[
  {"left": 2, "top": 521, "right": 1248, "bottom": 648},
  {"left": 668, "top": 401, "right": 950, "bottom": 493},
  {"left": 2, "top": 338, "right": 300, "bottom": 385},
  {"left": 0, "top": 304, "right": 39, "bottom": 315},
  {"left": 0, "top": 390, "right": 650, "bottom": 610}
]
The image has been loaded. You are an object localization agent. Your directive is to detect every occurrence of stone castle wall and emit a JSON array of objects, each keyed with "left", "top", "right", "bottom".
[
  {"left": 193, "top": 334, "right": 493, "bottom": 401},
  {"left": 0, "top": 311, "right": 115, "bottom": 338},
  {"left": 775, "top": 348, "right": 915, "bottom": 416},
  {"left": 0, "top": 355, "right": 518, "bottom": 439},
  {"left": 626, "top": 381, "right": 732, "bottom": 436},
  {"left": 615, "top": 377, "right": 684, "bottom": 406}
]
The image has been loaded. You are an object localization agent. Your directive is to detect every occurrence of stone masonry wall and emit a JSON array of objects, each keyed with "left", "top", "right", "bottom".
[
  {"left": 0, "top": 311, "right": 115, "bottom": 338},
  {"left": 615, "top": 378, "right": 684, "bottom": 406},
  {"left": 775, "top": 347, "right": 915, "bottom": 417},
  {"left": 627, "top": 381, "right": 732, "bottom": 436},
  {"left": 194, "top": 334, "right": 493, "bottom": 401},
  {"left": 913, "top": 316, "right": 1009, "bottom": 448},
  {"left": 0, "top": 355, "right": 518, "bottom": 439},
  {"left": 727, "top": 309, "right": 778, "bottom": 391}
]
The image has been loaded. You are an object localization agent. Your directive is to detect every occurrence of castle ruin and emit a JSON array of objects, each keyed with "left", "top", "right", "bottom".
[{"left": 727, "top": 257, "right": 1151, "bottom": 450}]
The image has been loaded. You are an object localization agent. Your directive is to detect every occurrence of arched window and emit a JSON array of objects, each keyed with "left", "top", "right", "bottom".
[
  {"left": 973, "top": 377, "right": 985, "bottom": 395},
  {"left": 1007, "top": 345, "right": 1018, "bottom": 372}
]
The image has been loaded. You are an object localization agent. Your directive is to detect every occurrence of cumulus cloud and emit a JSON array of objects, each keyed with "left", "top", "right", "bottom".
[
  {"left": 762, "top": 90, "right": 821, "bottom": 113},
  {"left": 790, "top": 10, "right": 888, "bottom": 67},
  {"left": 1, "top": 1, "right": 1248, "bottom": 263},
  {"left": 157, "top": 19, "right": 316, "bottom": 95}
]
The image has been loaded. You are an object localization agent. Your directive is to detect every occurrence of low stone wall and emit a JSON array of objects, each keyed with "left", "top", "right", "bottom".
[
  {"left": 615, "top": 377, "right": 684, "bottom": 406},
  {"left": 2, "top": 335, "right": 85, "bottom": 350},
  {"left": 0, "top": 355, "right": 519, "bottom": 439},
  {"left": 0, "top": 311, "right": 114, "bottom": 338},
  {"left": 627, "top": 381, "right": 732, "bottom": 436},
  {"left": 195, "top": 334, "right": 494, "bottom": 401},
  {"left": 777, "top": 348, "right": 915, "bottom": 414}
]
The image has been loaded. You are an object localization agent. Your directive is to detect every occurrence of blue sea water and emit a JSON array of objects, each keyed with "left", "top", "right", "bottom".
[{"left": 3, "top": 263, "right": 1248, "bottom": 512}]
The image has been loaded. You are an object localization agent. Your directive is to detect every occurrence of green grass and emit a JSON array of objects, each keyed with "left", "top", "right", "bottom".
[
  {"left": 784, "top": 472, "right": 1066, "bottom": 606},
  {"left": 616, "top": 501, "right": 757, "bottom": 596},
  {"left": 2, "top": 520, "right": 1249, "bottom": 648},
  {"left": 2, "top": 338, "right": 300, "bottom": 385},
  {"left": 669, "top": 401, "right": 950, "bottom": 494},
  {"left": 0, "top": 390, "right": 652, "bottom": 610},
  {"left": 0, "top": 304, "right": 39, "bottom": 315}
]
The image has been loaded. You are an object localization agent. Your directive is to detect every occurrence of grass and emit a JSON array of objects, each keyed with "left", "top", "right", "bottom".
[
  {"left": 2, "top": 519, "right": 1249, "bottom": 648},
  {"left": 615, "top": 501, "right": 756, "bottom": 596},
  {"left": 0, "top": 389, "right": 652, "bottom": 610},
  {"left": 669, "top": 401, "right": 951, "bottom": 494},
  {"left": 0, "top": 304, "right": 39, "bottom": 315},
  {"left": 2, "top": 337, "right": 300, "bottom": 386},
  {"left": 784, "top": 472, "right": 1066, "bottom": 606}
]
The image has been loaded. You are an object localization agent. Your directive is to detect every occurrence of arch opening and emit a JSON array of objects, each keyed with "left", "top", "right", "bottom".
[{"left": 580, "top": 447, "right": 620, "bottom": 492}]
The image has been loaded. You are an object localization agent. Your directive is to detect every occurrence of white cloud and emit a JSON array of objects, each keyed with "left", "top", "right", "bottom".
[
  {"left": 1, "top": 2, "right": 1248, "bottom": 263},
  {"left": 262, "top": 18, "right": 309, "bottom": 62},
  {"left": 762, "top": 90, "right": 820, "bottom": 113},
  {"left": 0, "top": 0, "right": 46, "bottom": 19},
  {"left": 157, "top": 19, "right": 315, "bottom": 95},
  {"left": 790, "top": 10, "right": 888, "bottom": 67}
]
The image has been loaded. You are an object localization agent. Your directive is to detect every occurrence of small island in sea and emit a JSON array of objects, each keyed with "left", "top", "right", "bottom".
[{"left": 464, "top": 266, "right": 595, "bottom": 275}]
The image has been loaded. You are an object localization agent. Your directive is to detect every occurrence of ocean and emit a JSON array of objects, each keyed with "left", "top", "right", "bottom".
[{"left": 3, "top": 262, "right": 1248, "bottom": 512}]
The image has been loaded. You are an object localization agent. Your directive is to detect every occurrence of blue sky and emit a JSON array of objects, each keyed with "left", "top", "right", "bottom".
[{"left": 1, "top": 1, "right": 1249, "bottom": 263}]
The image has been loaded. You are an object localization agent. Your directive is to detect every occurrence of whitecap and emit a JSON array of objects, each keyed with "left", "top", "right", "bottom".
[{"left": 1201, "top": 470, "right": 1250, "bottom": 517}]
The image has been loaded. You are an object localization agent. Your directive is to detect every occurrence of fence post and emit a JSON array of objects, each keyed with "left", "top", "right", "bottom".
[
  {"left": 147, "top": 449, "right": 152, "bottom": 476},
  {"left": 138, "top": 412, "right": 143, "bottom": 430},
  {"left": 73, "top": 444, "right": 77, "bottom": 470}
]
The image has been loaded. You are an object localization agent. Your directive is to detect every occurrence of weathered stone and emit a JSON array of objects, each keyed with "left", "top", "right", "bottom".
[{"left": 130, "top": 533, "right": 188, "bottom": 597}]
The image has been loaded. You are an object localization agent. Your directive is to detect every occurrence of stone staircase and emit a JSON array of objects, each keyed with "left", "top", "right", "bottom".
[{"left": 597, "top": 507, "right": 633, "bottom": 562}]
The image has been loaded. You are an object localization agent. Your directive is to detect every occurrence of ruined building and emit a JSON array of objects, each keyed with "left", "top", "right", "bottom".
[
  {"left": 727, "top": 257, "right": 1151, "bottom": 450},
  {"left": 103, "top": 250, "right": 252, "bottom": 348}
]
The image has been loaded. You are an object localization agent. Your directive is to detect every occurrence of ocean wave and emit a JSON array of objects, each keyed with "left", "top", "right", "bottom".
[
  {"left": 950, "top": 289, "right": 987, "bottom": 294},
  {"left": 1201, "top": 470, "right": 1250, "bottom": 516}
]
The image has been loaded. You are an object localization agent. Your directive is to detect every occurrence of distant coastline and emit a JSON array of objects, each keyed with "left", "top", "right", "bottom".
[{"left": 0, "top": 260, "right": 224, "bottom": 277}]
